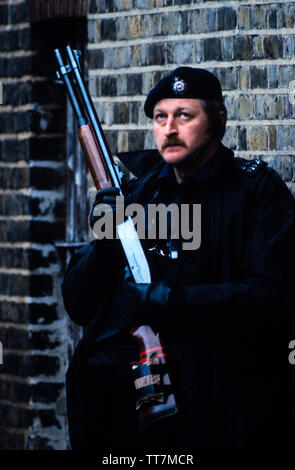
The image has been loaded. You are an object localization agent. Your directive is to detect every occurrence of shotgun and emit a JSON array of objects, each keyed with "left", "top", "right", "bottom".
[{"left": 55, "top": 45, "right": 178, "bottom": 430}]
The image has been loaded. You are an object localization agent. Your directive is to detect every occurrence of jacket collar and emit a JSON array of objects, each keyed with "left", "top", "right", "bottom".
[
  {"left": 117, "top": 149, "right": 164, "bottom": 178},
  {"left": 118, "top": 144, "right": 234, "bottom": 181}
]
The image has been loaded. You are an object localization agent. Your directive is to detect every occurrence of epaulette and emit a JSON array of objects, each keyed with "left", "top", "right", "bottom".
[{"left": 235, "top": 157, "right": 267, "bottom": 176}]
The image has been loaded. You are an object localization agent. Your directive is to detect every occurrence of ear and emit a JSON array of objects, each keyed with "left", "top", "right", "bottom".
[{"left": 219, "top": 110, "right": 226, "bottom": 126}]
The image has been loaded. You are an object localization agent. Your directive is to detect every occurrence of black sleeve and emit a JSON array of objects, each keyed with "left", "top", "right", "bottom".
[
  {"left": 61, "top": 239, "right": 124, "bottom": 326},
  {"left": 173, "top": 169, "right": 295, "bottom": 328}
]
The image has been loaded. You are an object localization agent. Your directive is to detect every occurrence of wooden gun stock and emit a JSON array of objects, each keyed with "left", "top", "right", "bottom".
[{"left": 131, "top": 325, "right": 178, "bottom": 429}]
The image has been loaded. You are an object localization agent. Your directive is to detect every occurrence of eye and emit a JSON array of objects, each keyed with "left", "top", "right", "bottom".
[
  {"left": 154, "top": 113, "right": 166, "bottom": 122},
  {"left": 179, "top": 112, "right": 190, "bottom": 119}
]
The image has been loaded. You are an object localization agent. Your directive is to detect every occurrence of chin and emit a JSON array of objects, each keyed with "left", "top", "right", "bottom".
[{"left": 161, "top": 149, "right": 188, "bottom": 165}]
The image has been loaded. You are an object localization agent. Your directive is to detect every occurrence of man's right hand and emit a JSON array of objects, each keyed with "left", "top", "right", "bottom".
[{"left": 90, "top": 187, "right": 125, "bottom": 237}]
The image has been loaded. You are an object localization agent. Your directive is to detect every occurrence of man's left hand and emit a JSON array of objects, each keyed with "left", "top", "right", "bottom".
[{"left": 124, "top": 267, "right": 172, "bottom": 327}]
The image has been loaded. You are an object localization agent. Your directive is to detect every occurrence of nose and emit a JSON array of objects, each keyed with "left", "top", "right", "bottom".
[{"left": 165, "top": 116, "right": 178, "bottom": 137}]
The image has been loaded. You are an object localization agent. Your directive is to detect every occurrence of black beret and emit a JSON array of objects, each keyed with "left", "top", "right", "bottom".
[{"left": 144, "top": 67, "right": 223, "bottom": 118}]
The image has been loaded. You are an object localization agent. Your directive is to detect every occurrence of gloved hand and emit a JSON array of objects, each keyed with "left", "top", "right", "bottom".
[
  {"left": 90, "top": 187, "right": 125, "bottom": 238},
  {"left": 124, "top": 266, "right": 173, "bottom": 328}
]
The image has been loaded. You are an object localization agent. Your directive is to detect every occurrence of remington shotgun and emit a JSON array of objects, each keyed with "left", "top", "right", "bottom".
[{"left": 55, "top": 45, "right": 178, "bottom": 429}]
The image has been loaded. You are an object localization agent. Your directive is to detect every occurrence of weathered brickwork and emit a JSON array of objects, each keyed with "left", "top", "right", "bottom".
[
  {"left": 0, "top": 0, "right": 295, "bottom": 451},
  {"left": 0, "top": 0, "right": 69, "bottom": 450},
  {"left": 87, "top": 0, "right": 295, "bottom": 195}
]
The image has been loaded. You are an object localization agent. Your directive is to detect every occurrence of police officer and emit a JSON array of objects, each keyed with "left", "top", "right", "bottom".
[{"left": 62, "top": 67, "right": 295, "bottom": 449}]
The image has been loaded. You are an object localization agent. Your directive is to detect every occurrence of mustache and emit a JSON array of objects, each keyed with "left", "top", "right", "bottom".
[{"left": 161, "top": 138, "right": 187, "bottom": 151}]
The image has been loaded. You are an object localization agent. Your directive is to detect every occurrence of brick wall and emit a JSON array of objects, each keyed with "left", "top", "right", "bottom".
[
  {"left": 87, "top": 0, "right": 295, "bottom": 195},
  {"left": 0, "top": 0, "right": 70, "bottom": 450}
]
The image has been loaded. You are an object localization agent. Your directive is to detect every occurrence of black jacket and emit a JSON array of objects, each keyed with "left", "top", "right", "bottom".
[{"left": 62, "top": 145, "right": 295, "bottom": 449}]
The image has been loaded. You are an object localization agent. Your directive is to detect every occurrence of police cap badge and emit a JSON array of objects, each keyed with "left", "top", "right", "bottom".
[{"left": 172, "top": 76, "right": 187, "bottom": 95}]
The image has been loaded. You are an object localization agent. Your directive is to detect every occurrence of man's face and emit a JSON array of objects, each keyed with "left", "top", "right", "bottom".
[{"left": 153, "top": 98, "right": 212, "bottom": 167}]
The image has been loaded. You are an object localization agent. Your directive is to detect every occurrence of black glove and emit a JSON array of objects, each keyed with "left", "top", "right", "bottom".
[
  {"left": 124, "top": 266, "right": 173, "bottom": 328},
  {"left": 90, "top": 187, "right": 126, "bottom": 238}
]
